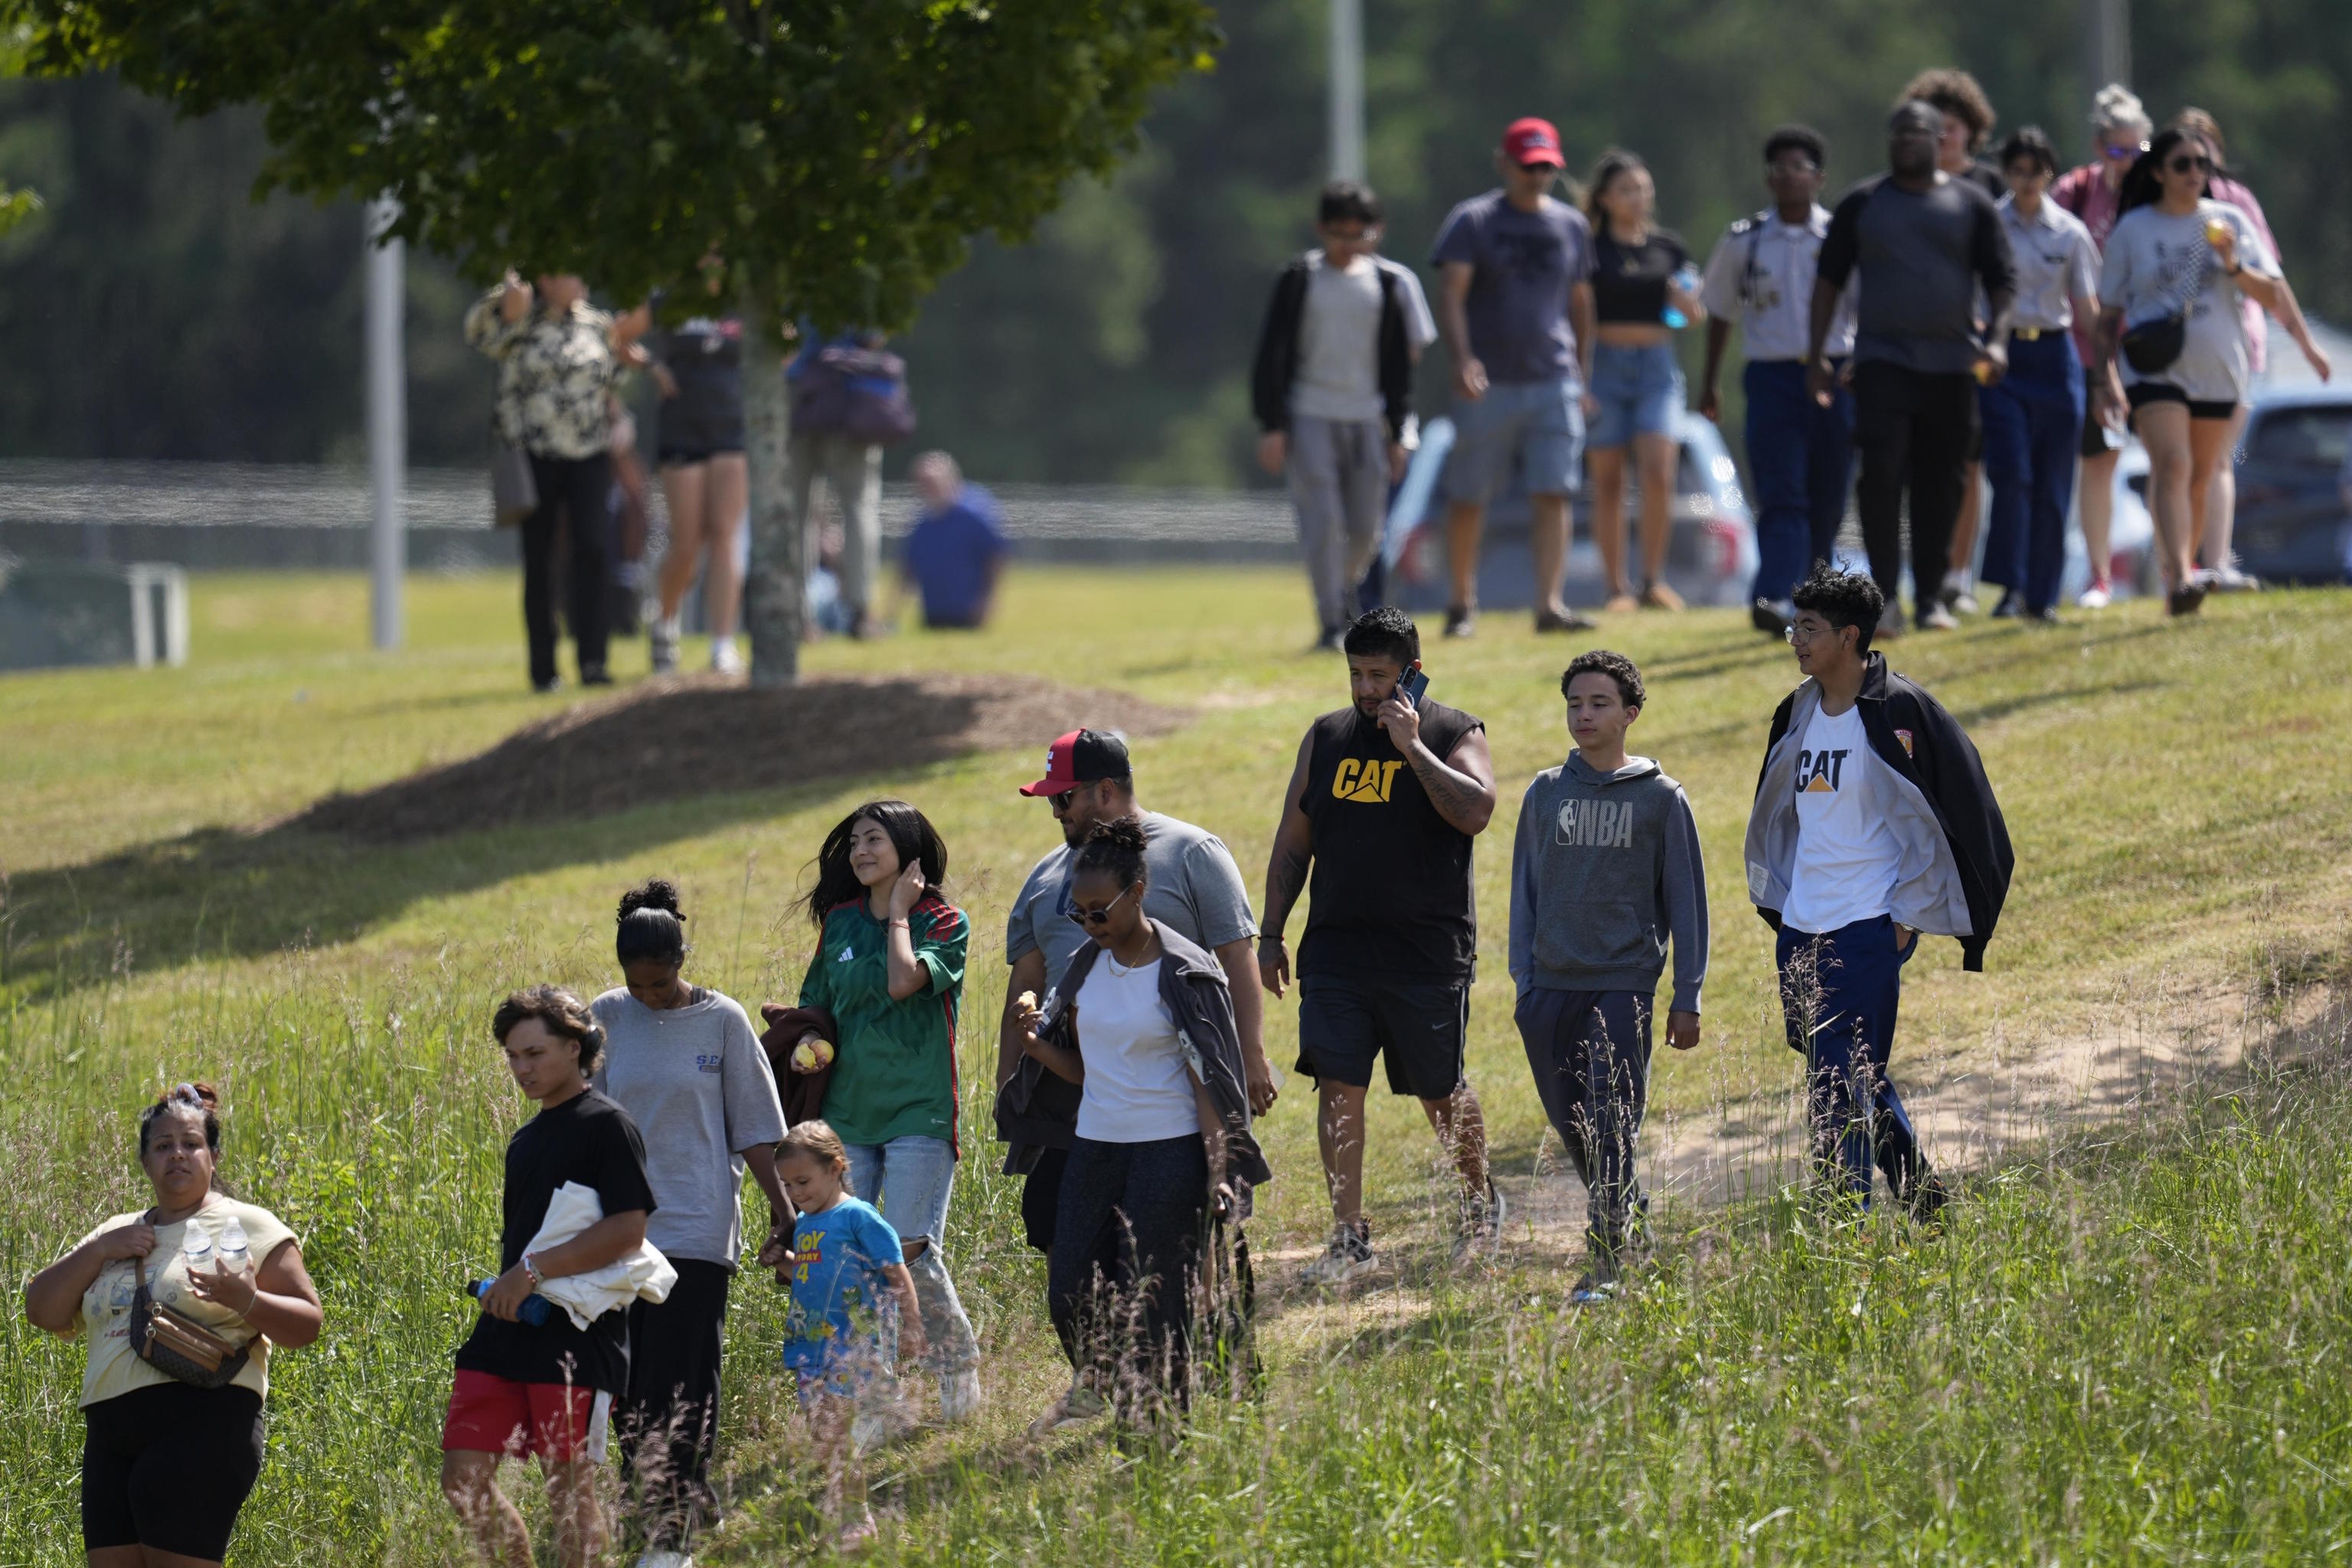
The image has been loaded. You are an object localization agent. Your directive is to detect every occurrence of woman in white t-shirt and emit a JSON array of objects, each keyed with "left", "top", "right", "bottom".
[
  {"left": 2094, "top": 128, "right": 2298, "bottom": 617},
  {"left": 1015, "top": 818, "right": 1238, "bottom": 1432},
  {"left": 24, "top": 1083, "right": 322, "bottom": 1568}
]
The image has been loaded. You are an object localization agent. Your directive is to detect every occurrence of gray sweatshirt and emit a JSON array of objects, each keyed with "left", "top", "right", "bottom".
[{"left": 1508, "top": 753, "right": 1709, "bottom": 1012}]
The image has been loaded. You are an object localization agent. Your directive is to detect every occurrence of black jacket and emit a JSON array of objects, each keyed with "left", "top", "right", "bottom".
[
  {"left": 993, "top": 922, "right": 1272, "bottom": 1213},
  {"left": 1249, "top": 253, "right": 1416, "bottom": 443},
  {"left": 1746, "top": 652, "right": 2014, "bottom": 971}
]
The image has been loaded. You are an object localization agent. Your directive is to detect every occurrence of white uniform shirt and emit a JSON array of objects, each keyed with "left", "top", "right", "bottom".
[
  {"left": 1998, "top": 196, "right": 2101, "bottom": 332},
  {"left": 1782, "top": 705, "right": 1900, "bottom": 935},
  {"left": 1073, "top": 956, "right": 1200, "bottom": 1143},
  {"left": 1700, "top": 205, "right": 1857, "bottom": 362}
]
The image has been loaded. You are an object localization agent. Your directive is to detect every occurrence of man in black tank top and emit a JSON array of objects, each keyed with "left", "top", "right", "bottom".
[{"left": 1259, "top": 608, "right": 1504, "bottom": 1284}]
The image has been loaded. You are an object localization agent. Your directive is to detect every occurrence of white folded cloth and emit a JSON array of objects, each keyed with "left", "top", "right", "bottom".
[{"left": 524, "top": 1181, "right": 677, "bottom": 1331}]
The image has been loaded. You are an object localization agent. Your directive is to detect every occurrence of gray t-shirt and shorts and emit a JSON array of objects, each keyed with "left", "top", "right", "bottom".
[
  {"left": 1430, "top": 191, "right": 1596, "bottom": 505},
  {"left": 590, "top": 987, "right": 787, "bottom": 1268},
  {"left": 2101, "top": 200, "right": 2274, "bottom": 418}
]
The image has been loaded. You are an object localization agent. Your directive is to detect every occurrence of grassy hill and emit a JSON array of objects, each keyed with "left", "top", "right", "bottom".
[{"left": 4, "top": 567, "right": 2349, "bottom": 1563}]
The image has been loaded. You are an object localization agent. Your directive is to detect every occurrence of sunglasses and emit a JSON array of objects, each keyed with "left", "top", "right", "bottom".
[
  {"left": 1066, "top": 884, "right": 1139, "bottom": 929},
  {"left": 1048, "top": 787, "right": 1079, "bottom": 812},
  {"left": 1515, "top": 161, "right": 1560, "bottom": 175},
  {"left": 2167, "top": 153, "right": 2211, "bottom": 174},
  {"left": 2102, "top": 140, "right": 2148, "bottom": 161}
]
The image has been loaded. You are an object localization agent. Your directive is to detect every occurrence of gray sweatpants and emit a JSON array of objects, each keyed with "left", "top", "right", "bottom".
[
  {"left": 789, "top": 428, "right": 883, "bottom": 617},
  {"left": 1286, "top": 415, "right": 1390, "bottom": 632}
]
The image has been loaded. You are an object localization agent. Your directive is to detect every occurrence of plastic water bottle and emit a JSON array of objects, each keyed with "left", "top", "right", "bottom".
[
  {"left": 469, "top": 1279, "right": 554, "bottom": 1328},
  {"left": 217, "top": 1217, "right": 251, "bottom": 1275},
  {"left": 181, "top": 1223, "right": 215, "bottom": 1274},
  {"left": 1661, "top": 263, "right": 1703, "bottom": 329}
]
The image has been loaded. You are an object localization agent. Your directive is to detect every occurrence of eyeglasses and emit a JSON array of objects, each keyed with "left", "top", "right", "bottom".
[
  {"left": 1066, "top": 884, "right": 1139, "bottom": 929},
  {"left": 1767, "top": 159, "right": 1821, "bottom": 176},
  {"left": 1784, "top": 622, "right": 1834, "bottom": 645},
  {"left": 2167, "top": 154, "right": 2211, "bottom": 174}
]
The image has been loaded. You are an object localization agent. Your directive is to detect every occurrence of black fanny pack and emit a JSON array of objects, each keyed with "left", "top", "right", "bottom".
[{"left": 2121, "top": 312, "right": 2187, "bottom": 374}]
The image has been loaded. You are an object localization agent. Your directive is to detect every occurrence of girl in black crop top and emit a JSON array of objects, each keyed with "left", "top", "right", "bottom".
[{"left": 1583, "top": 149, "right": 1704, "bottom": 612}]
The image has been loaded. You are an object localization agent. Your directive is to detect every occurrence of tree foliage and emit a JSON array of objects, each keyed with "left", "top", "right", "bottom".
[{"left": 8, "top": 0, "right": 1220, "bottom": 329}]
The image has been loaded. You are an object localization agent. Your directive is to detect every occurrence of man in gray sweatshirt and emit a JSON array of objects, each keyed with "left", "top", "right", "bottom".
[{"left": 1508, "top": 650, "right": 1707, "bottom": 1301}]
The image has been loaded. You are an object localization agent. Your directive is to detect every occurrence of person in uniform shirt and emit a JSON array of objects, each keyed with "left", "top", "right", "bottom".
[
  {"left": 1698, "top": 124, "right": 1857, "bottom": 639},
  {"left": 1979, "top": 127, "right": 2111, "bottom": 623}
]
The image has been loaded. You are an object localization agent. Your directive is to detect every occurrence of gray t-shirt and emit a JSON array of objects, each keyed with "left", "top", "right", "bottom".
[
  {"left": 1004, "top": 811, "right": 1259, "bottom": 998},
  {"left": 1818, "top": 174, "right": 2016, "bottom": 374},
  {"left": 1429, "top": 191, "right": 1595, "bottom": 386},
  {"left": 1291, "top": 253, "right": 1438, "bottom": 425},
  {"left": 2099, "top": 200, "right": 2274, "bottom": 405},
  {"left": 590, "top": 987, "right": 786, "bottom": 1269}
]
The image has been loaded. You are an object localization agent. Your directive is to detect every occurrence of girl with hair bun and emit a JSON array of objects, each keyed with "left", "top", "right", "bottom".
[
  {"left": 588, "top": 877, "right": 787, "bottom": 1563},
  {"left": 25, "top": 1083, "right": 323, "bottom": 1568},
  {"left": 1011, "top": 818, "right": 1271, "bottom": 1433}
]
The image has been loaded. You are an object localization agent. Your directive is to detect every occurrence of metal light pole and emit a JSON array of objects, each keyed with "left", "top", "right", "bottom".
[
  {"left": 1329, "top": 0, "right": 1365, "bottom": 181},
  {"left": 2087, "top": 0, "right": 2132, "bottom": 93},
  {"left": 364, "top": 196, "right": 406, "bottom": 652}
]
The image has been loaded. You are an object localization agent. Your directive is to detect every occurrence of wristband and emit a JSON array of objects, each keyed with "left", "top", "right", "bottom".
[
  {"left": 887, "top": 917, "right": 911, "bottom": 929},
  {"left": 521, "top": 1252, "right": 544, "bottom": 1286}
]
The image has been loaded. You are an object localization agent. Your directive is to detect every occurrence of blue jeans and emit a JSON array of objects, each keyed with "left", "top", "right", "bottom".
[
  {"left": 1588, "top": 341, "right": 1684, "bottom": 449},
  {"left": 1774, "top": 915, "right": 1925, "bottom": 1207},
  {"left": 1448, "top": 376, "right": 1586, "bottom": 505},
  {"left": 1746, "top": 358, "right": 1855, "bottom": 604},
  {"left": 842, "top": 1135, "right": 978, "bottom": 1374},
  {"left": 1979, "top": 332, "right": 2085, "bottom": 613}
]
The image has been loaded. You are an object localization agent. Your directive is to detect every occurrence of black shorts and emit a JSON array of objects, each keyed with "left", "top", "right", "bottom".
[
  {"left": 656, "top": 443, "right": 746, "bottom": 467},
  {"left": 2125, "top": 383, "right": 2236, "bottom": 423},
  {"left": 84, "top": 1381, "right": 265, "bottom": 1560},
  {"left": 2079, "top": 414, "right": 2122, "bottom": 459},
  {"left": 1295, "top": 972, "right": 1468, "bottom": 1099}
]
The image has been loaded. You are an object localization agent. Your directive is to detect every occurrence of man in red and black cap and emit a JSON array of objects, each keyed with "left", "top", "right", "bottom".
[
  {"left": 995, "top": 728, "right": 1272, "bottom": 1248},
  {"left": 1430, "top": 116, "right": 1600, "bottom": 639}
]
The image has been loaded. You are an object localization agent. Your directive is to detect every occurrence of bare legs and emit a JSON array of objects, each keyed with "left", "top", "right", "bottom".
[
  {"left": 2078, "top": 446, "right": 2120, "bottom": 590},
  {"left": 2198, "top": 404, "right": 2250, "bottom": 575},
  {"left": 655, "top": 452, "right": 749, "bottom": 639},
  {"left": 1316, "top": 1079, "right": 1490, "bottom": 1228},
  {"left": 442, "top": 1451, "right": 605, "bottom": 1568},
  {"left": 2138, "top": 404, "right": 2235, "bottom": 595},
  {"left": 1447, "top": 494, "right": 1572, "bottom": 622},
  {"left": 1592, "top": 436, "right": 1674, "bottom": 606}
]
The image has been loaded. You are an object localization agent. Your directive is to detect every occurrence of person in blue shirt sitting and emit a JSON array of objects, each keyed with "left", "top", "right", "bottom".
[{"left": 899, "top": 451, "right": 1012, "bottom": 630}]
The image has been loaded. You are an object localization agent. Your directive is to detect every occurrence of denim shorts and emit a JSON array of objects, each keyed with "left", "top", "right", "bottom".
[
  {"left": 843, "top": 1135, "right": 956, "bottom": 1250},
  {"left": 1587, "top": 340, "right": 1685, "bottom": 449},
  {"left": 1446, "top": 375, "right": 1586, "bottom": 505}
]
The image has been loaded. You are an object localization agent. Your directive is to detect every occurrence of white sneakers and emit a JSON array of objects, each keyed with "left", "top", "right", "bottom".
[
  {"left": 710, "top": 635, "right": 743, "bottom": 675},
  {"left": 634, "top": 1551, "right": 692, "bottom": 1568},
  {"left": 1301, "top": 1220, "right": 1377, "bottom": 1285},
  {"left": 648, "top": 616, "right": 681, "bottom": 675},
  {"left": 938, "top": 1367, "right": 985, "bottom": 1424},
  {"left": 2076, "top": 580, "right": 2113, "bottom": 610}
]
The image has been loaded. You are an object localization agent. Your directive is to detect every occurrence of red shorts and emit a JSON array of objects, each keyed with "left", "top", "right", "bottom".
[{"left": 440, "top": 1370, "right": 612, "bottom": 1464}]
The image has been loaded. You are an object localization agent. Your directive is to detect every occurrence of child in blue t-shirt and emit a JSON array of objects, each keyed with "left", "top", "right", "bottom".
[{"left": 758, "top": 1119, "right": 926, "bottom": 1554}]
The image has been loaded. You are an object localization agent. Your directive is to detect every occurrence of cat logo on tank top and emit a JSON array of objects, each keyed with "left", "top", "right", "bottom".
[{"left": 1331, "top": 758, "right": 1406, "bottom": 804}]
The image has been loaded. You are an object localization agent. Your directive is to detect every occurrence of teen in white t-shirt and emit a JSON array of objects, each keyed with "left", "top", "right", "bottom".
[{"left": 1781, "top": 703, "right": 1901, "bottom": 934}]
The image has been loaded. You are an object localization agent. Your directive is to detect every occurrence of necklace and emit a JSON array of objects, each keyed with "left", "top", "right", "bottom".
[{"left": 1106, "top": 949, "right": 1153, "bottom": 978}]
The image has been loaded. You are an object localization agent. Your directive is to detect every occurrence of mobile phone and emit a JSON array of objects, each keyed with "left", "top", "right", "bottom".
[{"left": 1395, "top": 662, "right": 1430, "bottom": 710}]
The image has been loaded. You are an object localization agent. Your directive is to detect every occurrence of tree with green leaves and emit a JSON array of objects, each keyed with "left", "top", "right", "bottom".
[{"left": 5, "top": 0, "right": 1218, "bottom": 681}]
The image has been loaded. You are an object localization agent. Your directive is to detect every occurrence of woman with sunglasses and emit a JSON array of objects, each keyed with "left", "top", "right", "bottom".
[
  {"left": 2096, "top": 128, "right": 2295, "bottom": 616},
  {"left": 2170, "top": 109, "right": 2333, "bottom": 593},
  {"left": 790, "top": 799, "right": 983, "bottom": 1424},
  {"left": 1014, "top": 818, "right": 1269, "bottom": 1433},
  {"left": 2052, "top": 83, "right": 2151, "bottom": 609}
]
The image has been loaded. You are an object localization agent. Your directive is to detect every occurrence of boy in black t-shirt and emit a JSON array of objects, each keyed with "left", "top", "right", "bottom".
[
  {"left": 1259, "top": 608, "right": 1504, "bottom": 1285},
  {"left": 442, "top": 987, "right": 656, "bottom": 1568}
]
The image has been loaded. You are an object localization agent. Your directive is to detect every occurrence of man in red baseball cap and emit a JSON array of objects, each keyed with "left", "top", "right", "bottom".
[{"left": 1429, "top": 116, "right": 1600, "bottom": 639}]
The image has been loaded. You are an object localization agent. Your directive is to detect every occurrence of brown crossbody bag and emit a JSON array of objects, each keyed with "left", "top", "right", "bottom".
[{"left": 130, "top": 1230, "right": 253, "bottom": 1389}]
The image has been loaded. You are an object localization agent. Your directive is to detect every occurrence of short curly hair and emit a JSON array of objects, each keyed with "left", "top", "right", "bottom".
[
  {"left": 492, "top": 985, "right": 605, "bottom": 1071},
  {"left": 1897, "top": 68, "right": 1996, "bottom": 149},
  {"left": 1561, "top": 649, "right": 1645, "bottom": 711},
  {"left": 1790, "top": 564, "right": 1885, "bottom": 653}
]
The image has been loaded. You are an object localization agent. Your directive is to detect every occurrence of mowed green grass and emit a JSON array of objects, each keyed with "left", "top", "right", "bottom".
[{"left": 3, "top": 566, "right": 2350, "bottom": 1564}]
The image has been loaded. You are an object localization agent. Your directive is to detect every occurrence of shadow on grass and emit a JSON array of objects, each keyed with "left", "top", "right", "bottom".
[{"left": 0, "top": 674, "right": 1186, "bottom": 1002}]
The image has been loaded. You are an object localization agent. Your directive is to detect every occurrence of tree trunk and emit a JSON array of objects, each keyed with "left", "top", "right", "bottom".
[{"left": 740, "top": 296, "right": 802, "bottom": 684}]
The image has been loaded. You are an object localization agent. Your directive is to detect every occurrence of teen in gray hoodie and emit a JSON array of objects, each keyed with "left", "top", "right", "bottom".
[{"left": 1508, "top": 651, "right": 1707, "bottom": 1299}]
